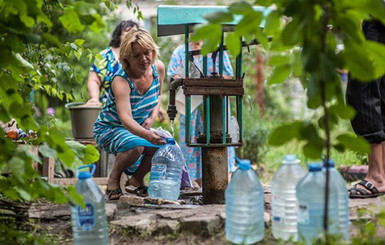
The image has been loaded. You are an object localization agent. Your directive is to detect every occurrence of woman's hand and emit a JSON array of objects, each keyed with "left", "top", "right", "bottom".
[
  {"left": 83, "top": 98, "right": 102, "bottom": 107},
  {"left": 141, "top": 116, "right": 156, "bottom": 129},
  {"left": 157, "top": 107, "right": 166, "bottom": 123},
  {"left": 144, "top": 130, "right": 166, "bottom": 145}
]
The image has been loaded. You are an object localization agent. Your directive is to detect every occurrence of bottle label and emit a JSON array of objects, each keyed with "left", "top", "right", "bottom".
[
  {"left": 77, "top": 202, "right": 95, "bottom": 231},
  {"left": 297, "top": 203, "right": 309, "bottom": 224},
  {"left": 151, "top": 164, "right": 167, "bottom": 180},
  {"left": 272, "top": 195, "right": 285, "bottom": 224}
]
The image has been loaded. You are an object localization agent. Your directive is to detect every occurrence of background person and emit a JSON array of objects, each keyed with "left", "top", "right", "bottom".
[
  {"left": 347, "top": 19, "right": 385, "bottom": 198},
  {"left": 93, "top": 28, "right": 166, "bottom": 200},
  {"left": 167, "top": 40, "right": 237, "bottom": 187},
  {"left": 86, "top": 20, "right": 138, "bottom": 106}
]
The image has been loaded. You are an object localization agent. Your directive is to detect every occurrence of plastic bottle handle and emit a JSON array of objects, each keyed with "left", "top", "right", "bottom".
[{"left": 76, "top": 164, "right": 96, "bottom": 177}]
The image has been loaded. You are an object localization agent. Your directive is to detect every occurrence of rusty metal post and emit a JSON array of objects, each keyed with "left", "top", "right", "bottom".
[{"left": 202, "top": 95, "right": 228, "bottom": 204}]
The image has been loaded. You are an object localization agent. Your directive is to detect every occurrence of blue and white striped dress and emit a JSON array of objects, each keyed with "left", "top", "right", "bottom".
[{"left": 93, "top": 65, "right": 160, "bottom": 174}]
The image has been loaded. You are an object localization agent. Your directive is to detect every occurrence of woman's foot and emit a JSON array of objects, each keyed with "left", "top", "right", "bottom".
[
  {"left": 349, "top": 179, "right": 385, "bottom": 199},
  {"left": 106, "top": 187, "right": 123, "bottom": 200},
  {"left": 106, "top": 177, "right": 123, "bottom": 200}
]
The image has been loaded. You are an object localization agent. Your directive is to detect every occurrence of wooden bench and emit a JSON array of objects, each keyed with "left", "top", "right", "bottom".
[{"left": 40, "top": 139, "right": 116, "bottom": 186}]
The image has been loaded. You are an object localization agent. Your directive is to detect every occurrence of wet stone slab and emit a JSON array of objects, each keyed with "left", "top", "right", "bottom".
[{"left": 27, "top": 185, "right": 385, "bottom": 240}]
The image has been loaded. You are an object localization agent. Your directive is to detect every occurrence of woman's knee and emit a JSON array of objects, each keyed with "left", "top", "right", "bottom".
[
  {"left": 118, "top": 146, "right": 144, "bottom": 158},
  {"left": 144, "top": 146, "right": 158, "bottom": 155}
]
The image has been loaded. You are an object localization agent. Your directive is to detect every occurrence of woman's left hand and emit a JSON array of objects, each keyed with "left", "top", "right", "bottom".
[{"left": 141, "top": 117, "right": 156, "bottom": 129}]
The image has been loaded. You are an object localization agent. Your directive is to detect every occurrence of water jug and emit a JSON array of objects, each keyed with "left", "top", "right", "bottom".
[
  {"left": 323, "top": 159, "right": 350, "bottom": 240},
  {"left": 70, "top": 164, "right": 109, "bottom": 245},
  {"left": 229, "top": 116, "right": 240, "bottom": 143},
  {"left": 225, "top": 159, "right": 264, "bottom": 244},
  {"left": 296, "top": 163, "right": 339, "bottom": 245},
  {"left": 148, "top": 138, "right": 185, "bottom": 201},
  {"left": 271, "top": 154, "right": 306, "bottom": 241}
]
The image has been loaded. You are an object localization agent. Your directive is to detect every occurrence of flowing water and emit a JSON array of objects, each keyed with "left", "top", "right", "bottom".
[{"left": 170, "top": 120, "right": 174, "bottom": 137}]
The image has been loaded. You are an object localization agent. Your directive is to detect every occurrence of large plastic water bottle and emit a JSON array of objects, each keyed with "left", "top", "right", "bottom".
[
  {"left": 271, "top": 154, "right": 306, "bottom": 241},
  {"left": 323, "top": 159, "right": 350, "bottom": 240},
  {"left": 225, "top": 159, "right": 264, "bottom": 244},
  {"left": 296, "top": 163, "right": 339, "bottom": 245},
  {"left": 70, "top": 164, "right": 109, "bottom": 245},
  {"left": 229, "top": 116, "right": 240, "bottom": 143},
  {"left": 148, "top": 138, "right": 185, "bottom": 201}
]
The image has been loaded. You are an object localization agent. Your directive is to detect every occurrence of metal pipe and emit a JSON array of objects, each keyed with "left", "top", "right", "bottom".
[{"left": 167, "top": 79, "right": 183, "bottom": 122}]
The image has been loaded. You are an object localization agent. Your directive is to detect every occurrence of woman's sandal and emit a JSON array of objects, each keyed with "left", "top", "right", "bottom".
[
  {"left": 125, "top": 185, "right": 148, "bottom": 197},
  {"left": 349, "top": 179, "right": 385, "bottom": 199},
  {"left": 106, "top": 187, "right": 123, "bottom": 200}
]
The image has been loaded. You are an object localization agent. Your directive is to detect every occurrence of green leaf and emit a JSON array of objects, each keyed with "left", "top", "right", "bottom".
[
  {"left": 225, "top": 33, "right": 241, "bottom": 57},
  {"left": 336, "top": 134, "right": 370, "bottom": 154},
  {"left": 41, "top": 33, "right": 60, "bottom": 45},
  {"left": 264, "top": 10, "right": 281, "bottom": 36},
  {"left": 83, "top": 145, "right": 100, "bottom": 164},
  {"left": 344, "top": 39, "right": 376, "bottom": 81},
  {"left": 268, "top": 121, "right": 302, "bottom": 146},
  {"left": 303, "top": 142, "right": 323, "bottom": 159},
  {"left": 59, "top": 7, "right": 85, "bottom": 33},
  {"left": 228, "top": 2, "right": 253, "bottom": 15},
  {"left": 38, "top": 143, "right": 57, "bottom": 159},
  {"left": 329, "top": 104, "right": 356, "bottom": 120},
  {"left": 192, "top": 24, "right": 222, "bottom": 56},
  {"left": 281, "top": 17, "right": 301, "bottom": 46},
  {"left": 67, "top": 185, "right": 84, "bottom": 207},
  {"left": 37, "top": 13, "right": 53, "bottom": 28},
  {"left": 234, "top": 11, "right": 263, "bottom": 36},
  {"left": 74, "top": 39, "right": 85, "bottom": 46},
  {"left": 366, "top": 41, "right": 385, "bottom": 78},
  {"left": 16, "top": 188, "right": 31, "bottom": 201},
  {"left": 267, "top": 64, "right": 291, "bottom": 85},
  {"left": 89, "top": 14, "right": 105, "bottom": 34},
  {"left": 204, "top": 11, "right": 233, "bottom": 24},
  {"left": 268, "top": 54, "right": 291, "bottom": 66},
  {"left": 13, "top": 53, "right": 33, "bottom": 70},
  {"left": 20, "top": 14, "right": 35, "bottom": 27}
]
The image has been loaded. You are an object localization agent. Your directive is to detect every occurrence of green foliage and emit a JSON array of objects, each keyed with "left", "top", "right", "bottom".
[
  {"left": 238, "top": 107, "right": 269, "bottom": 165},
  {"left": 193, "top": 0, "right": 385, "bottom": 160},
  {"left": 0, "top": 0, "right": 118, "bottom": 206}
]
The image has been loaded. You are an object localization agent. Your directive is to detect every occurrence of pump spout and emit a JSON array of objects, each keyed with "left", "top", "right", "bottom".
[{"left": 167, "top": 78, "right": 183, "bottom": 122}]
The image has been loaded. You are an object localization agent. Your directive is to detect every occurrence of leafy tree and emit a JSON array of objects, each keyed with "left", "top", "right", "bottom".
[
  {"left": 192, "top": 0, "right": 385, "bottom": 234},
  {"left": 0, "top": 0, "right": 122, "bottom": 205}
]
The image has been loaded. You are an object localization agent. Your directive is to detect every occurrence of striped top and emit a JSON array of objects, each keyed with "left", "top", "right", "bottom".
[{"left": 94, "top": 65, "right": 160, "bottom": 128}]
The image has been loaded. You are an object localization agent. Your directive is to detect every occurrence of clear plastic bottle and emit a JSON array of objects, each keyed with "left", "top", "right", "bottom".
[
  {"left": 148, "top": 138, "right": 185, "bottom": 201},
  {"left": 323, "top": 159, "right": 350, "bottom": 240},
  {"left": 229, "top": 116, "right": 240, "bottom": 143},
  {"left": 296, "top": 163, "right": 339, "bottom": 245},
  {"left": 70, "top": 164, "right": 109, "bottom": 245},
  {"left": 225, "top": 159, "right": 264, "bottom": 244},
  {"left": 271, "top": 154, "right": 306, "bottom": 241}
]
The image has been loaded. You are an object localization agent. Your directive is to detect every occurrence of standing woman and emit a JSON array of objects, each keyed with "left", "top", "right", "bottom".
[
  {"left": 86, "top": 20, "right": 139, "bottom": 106},
  {"left": 93, "top": 28, "right": 166, "bottom": 200}
]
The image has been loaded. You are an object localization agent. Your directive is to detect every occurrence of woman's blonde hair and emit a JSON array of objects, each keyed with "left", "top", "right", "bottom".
[{"left": 119, "top": 28, "right": 158, "bottom": 72}]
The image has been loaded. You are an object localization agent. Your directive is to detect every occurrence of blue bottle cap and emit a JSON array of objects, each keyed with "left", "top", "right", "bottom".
[
  {"left": 78, "top": 171, "right": 92, "bottom": 179},
  {"left": 283, "top": 154, "right": 299, "bottom": 164},
  {"left": 323, "top": 159, "right": 335, "bottom": 168},
  {"left": 238, "top": 159, "right": 252, "bottom": 170},
  {"left": 166, "top": 138, "right": 175, "bottom": 144},
  {"left": 308, "top": 163, "right": 322, "bottom": 172},
  {"left": 77, "top": 164, "right": 96, "bottom": 179}
]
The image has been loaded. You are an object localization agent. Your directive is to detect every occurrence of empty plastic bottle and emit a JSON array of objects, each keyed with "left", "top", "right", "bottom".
[
  {"left": 296, "top": 163, "right": 339, "bottom": 245},
  {"left": 323, "top": 159, "right": 350, "bottom": 240},
  {"left": 229, "top": 116, "right": 240, "bottom": 143},
  {"left": 225, "top": 159, "right": 264, "bottom": 244},
  {"left": 148, "top": 138, "right": 185, "bottom": 201},
  {"left": 271, "top": 154, "right": 306, "bottom": 241},
  {"left": 70, "top": 164, "right": 109, "bottom": 245}
]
